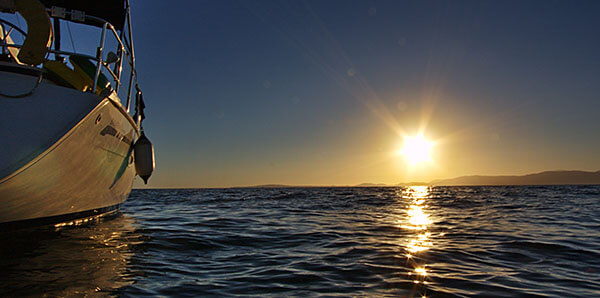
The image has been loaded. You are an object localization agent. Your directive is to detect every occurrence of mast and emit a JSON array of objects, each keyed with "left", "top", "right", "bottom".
[{"left": 125, "top": 0, "right": 135, "bottom": 112}]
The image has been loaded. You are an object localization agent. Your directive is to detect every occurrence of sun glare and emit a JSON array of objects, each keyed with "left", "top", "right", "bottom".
[{"left": 399, "top": 134, "right": 434, "bottom": 166}]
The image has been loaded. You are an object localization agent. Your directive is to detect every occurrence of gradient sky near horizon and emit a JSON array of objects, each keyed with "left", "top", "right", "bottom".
[{"left": 119, "top": 0, "right": 600, "bottom": 188}]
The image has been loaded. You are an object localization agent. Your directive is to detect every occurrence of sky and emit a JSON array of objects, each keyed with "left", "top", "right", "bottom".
[{"left": 115, "top": 0, "right": 600, "bottom": 187}]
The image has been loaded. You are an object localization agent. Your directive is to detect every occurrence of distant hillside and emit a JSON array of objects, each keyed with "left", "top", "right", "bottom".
[
  {"left": 430, "top": 170, "right": 600, "bottom": 186},
  {"left": 356, "top": 183, "right": 388, "bottom": 187}
]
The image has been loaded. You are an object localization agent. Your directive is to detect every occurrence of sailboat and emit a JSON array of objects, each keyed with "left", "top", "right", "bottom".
[{"left": 0, "top": 0, "right": 154, "bottom": 229}]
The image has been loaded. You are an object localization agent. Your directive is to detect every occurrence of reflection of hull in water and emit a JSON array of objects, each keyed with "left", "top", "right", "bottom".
[
  {"left": 0, "top": 214, "right": 139, "bottom": 296},
  {"left": 0, "top": 66, "right": 138, "bottom": 228}
]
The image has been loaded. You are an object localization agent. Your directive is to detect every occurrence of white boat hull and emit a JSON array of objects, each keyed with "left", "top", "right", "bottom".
[{"left": 0, "top": 66, "right": 138, "bottom": 227}]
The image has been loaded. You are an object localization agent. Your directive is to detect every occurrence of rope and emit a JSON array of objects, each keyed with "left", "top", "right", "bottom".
[
  {"left": 0, "top": 69, "right": 43, "bottom": 98},
  {"left": 0, "top": 40, "right": 51, "bottom": 98}
]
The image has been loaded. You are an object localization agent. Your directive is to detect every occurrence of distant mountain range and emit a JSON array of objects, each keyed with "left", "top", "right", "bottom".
[
  {"left": 429, "top": 170, "right": 600, "bottom": 186},
  {"left": 356, "top": 183, "right": 388, "bottom": 187},
  {"left": 244, "top": 170, "right": 600, "bottom": 188}
]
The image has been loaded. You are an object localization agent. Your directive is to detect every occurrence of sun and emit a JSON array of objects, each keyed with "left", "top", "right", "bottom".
[{"left": 399, "top": 134, "right": 434, "bottom": 166}]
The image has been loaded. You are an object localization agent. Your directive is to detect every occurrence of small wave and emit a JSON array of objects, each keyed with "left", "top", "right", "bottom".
[{"left": 3, "top": 186, "right": 600, "bottom": 297}]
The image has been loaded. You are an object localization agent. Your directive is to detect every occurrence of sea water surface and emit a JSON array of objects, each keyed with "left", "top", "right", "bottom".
[{"left": 1, "top": 186, "right": 599, "bottom": 297}]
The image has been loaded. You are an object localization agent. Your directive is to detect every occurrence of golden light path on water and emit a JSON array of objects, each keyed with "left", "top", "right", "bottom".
[{"left": 401, "top": 186, "right": 435, "bottom": 298}]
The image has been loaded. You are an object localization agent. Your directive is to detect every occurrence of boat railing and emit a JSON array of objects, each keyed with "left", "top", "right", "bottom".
[{"left": 0, "top": 11, "right": 140, "bottom": 114}]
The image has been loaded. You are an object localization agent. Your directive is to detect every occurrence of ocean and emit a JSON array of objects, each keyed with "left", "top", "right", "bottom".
[{"left": 1, "top": 186, "right": 599, "bottom": 297}]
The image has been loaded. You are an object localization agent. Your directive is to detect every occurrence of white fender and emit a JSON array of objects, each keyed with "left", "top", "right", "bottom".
[{"left": 133, "top": 132, "right": 155, "bottom": 184}]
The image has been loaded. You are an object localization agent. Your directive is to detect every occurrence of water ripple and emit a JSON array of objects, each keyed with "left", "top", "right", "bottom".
[{"left": 1, "top": 185, "right": 599, "bottom": 297}]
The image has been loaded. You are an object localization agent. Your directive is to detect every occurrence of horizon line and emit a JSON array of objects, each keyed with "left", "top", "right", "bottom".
[{"left": 134, "top": 169, "right": 600, "bottom": 189}]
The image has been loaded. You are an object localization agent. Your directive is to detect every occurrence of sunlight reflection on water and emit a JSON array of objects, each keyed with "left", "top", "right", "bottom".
[
  {"left": 401, "top": 186, "right": 435, "bottom": 297},
  {"left": 0, "top": 215, "right": 140, "bottom": 296}
]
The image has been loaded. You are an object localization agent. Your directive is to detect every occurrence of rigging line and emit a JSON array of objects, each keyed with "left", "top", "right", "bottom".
[{"left": 66, "top": 21, "right": 76, "bottom": 53}]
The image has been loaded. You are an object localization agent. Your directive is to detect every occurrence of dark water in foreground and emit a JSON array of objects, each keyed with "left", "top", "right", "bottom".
[{"left": 1, "top": 186, "right": 600, "bottom": 297}]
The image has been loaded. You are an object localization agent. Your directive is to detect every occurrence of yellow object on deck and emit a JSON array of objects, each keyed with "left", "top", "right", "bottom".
[
  {"left": 43, "top": 61, "right": 90, "bottom": 92},
  {"left": 15, "top": 0, "right": 53, "bottom": 65},
  {"left": 70, "top": 55, "right": 111, "bottom": 95}
]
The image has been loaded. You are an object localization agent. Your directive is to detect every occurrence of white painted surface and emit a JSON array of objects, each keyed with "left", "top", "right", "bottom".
[
  {"left": 0, "top": 69, "right": 101, "bottom": 178},
  {"left": 0, "top": 69, "right": 139, "bottom": 223}
]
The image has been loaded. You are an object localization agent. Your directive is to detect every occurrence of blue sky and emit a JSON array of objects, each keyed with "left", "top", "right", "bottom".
[{"left": 116, "top": 0, "right": 600, "bottom": 187}]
